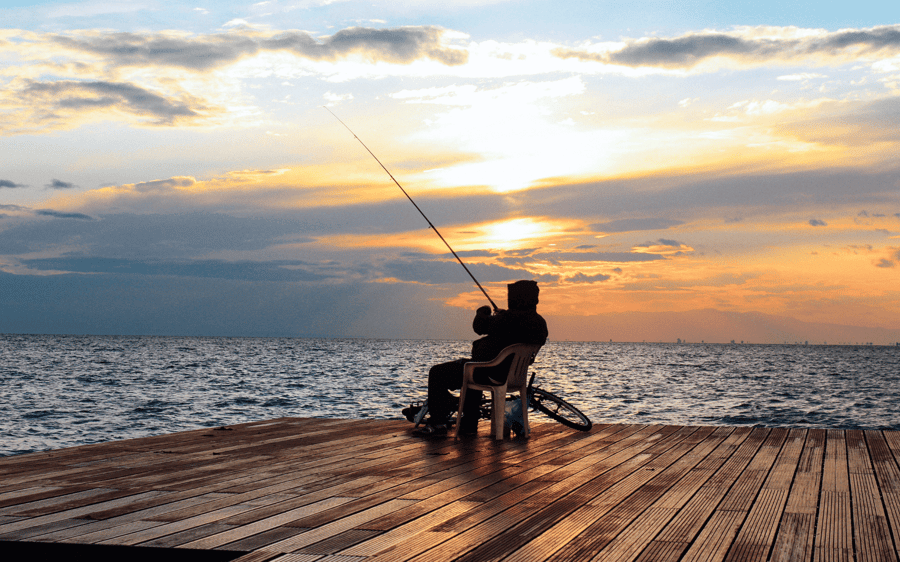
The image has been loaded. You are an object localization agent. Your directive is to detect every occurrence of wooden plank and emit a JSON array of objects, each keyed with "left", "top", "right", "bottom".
[
  {"left": 523, "top": 427, "right": 715, "bottom": 562},
  {"left": 815, "top": 429, "right": 852, "bottom": 562},
  {"left": 847, "top": 430, "right": 894, "bottom": 562},
  {"left": 340, "top": 429, "right": 613, "bottom": 559},
  {"left": 42, "top": 493, "right": 233, "bottom": 543},
  {"left": 0, "top": 487, "right": 118, "bottom": 515},
  {"left": 396, "top": 425, "right": 695, "bottom": 562},
  {"left": 0, "top": 490, "right": 165, "bottom": 536},
  {"left": 666, "top": 428, "right": 789, "bottom": 562},
  {"left": 0, "top": 517, "right": 95, "bottom": 541},
  {"left": 339, "top": 427, "right": 653, "bottom": 562},
  {"left": 256, "top": 499, "right": 419, "bottom": 554},
  {"left": 635, "top": 426, "right": 767, "bottom": 562},
  {"left": 180, "top": 498, "right": 415, "bottom": 551},
  {"left": 139, "top": 522, "right": 242, "bottom": 548},
  {"left": 100, "top": 495, "right": 350, "bottom": 547},
  {"left": 324, "top": 500, "right": 480, "bottom": 557},
  {"left": 770, "top": 428, "right": 826, "bottom": 562},
  {"left": 681, "top": 510, "right": 746, "bottom": 562},
  {"left": 356, "top": 426, "right": 666, "bottom": 538},
  {"left": 584, "top": 427, "right": 739, "bottom": 562},
  {"left": 0, "top": 487, "right": 64, "bottom": 507},
  {"left": 867, "top": 431, "right": 900, "bottom": 561},
  {"left": 723, "top": 428, "right": 806, "bottom": 562}
]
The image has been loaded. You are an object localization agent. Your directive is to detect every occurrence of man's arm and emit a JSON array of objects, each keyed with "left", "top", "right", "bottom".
[{"left": 473, "top": 305, "right": 506, "bottom": 335}]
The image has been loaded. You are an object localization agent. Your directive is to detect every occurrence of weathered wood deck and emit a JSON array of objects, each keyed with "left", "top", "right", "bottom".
[{"left": 1, "top": 418, "right": 899, "bottom": 561}]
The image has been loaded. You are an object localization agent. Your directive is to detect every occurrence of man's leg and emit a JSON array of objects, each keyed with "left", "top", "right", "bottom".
[
  {"left": 426, "top": 359, "right": 482, "bottom": 433},
  {"left": 426, "top": 359, "right": 465, "bottom": 424}
]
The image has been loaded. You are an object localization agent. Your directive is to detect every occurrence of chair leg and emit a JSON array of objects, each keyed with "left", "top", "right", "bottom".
[
  {"left": 520, "top": 392, "right": 529, "bottom": 437},
  {"left": 454, "top": 382, "right": 468, "bottom": 439},
  {"left": 492, "top": 388, "right": 505, "bottom": 440}
]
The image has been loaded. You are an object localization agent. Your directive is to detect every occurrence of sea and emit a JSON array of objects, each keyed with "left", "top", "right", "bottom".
[{"left": 1, "top": 334, "right": 898, "bottom": 457}]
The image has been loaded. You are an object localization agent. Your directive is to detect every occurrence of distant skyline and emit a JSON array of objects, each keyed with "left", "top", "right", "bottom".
[{"left": 2, "top": 1, "right": 899, "bottom": 344}]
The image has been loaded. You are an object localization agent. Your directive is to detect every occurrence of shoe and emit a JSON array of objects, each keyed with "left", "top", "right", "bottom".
[
  {"left": 412, "top": 423, "right": 447, "bottom": 437},
  {"left": 402, "top": 404, "right": 422, "bottom": 423}
]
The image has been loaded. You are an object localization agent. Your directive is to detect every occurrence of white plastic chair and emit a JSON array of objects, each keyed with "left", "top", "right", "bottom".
[{"left": 454, "top": 343, "right": 542, "bottom": 440}]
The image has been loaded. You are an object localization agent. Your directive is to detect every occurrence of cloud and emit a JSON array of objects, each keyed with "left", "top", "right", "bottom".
[
  {"left": 35, "top": 209, "right": 94, "bottom": 220},
  {"left": 779, "top": 97, "right": 900, "bottom": 145},
  {"left": 48, "top": 26, "right": 467, "bottom": 71},
  {"left": 46, "top": 179, "right": 77, "bottom": 189},
  {"left": 0, "top": 179, "right": 26, "bottom": 188},
  {"left": 874, "top": 258, "right": 895, "bottom": 268},
  {"left": 777, "top": 73, "right": 826, "bottom": 81},
  {"left": 633, "top": 239, "right": 694, "bottom": 254},
  {"left": 809, "top": 218, "right": 827, "bottom": 226},
  {"left": 590, "top": 217, "right": 684, "bottom": 233},
  {"left": 566, "top": 272, "right": 612, "bottom": 284},
  {"left": 0, "top": 269, "right": 474, "bottom": 339},
  {"left": 20, "top": 256, "right": 335, "bottom": 282},
  {"left": 530, "top": 167, "right": 900, "bottom": 225},
  {"left": 382, "top": 257, "right": 532, "bottom": 284},
  {"left": 19, "top": 80, "right": 202, "bottom": 127},
  {"left": 531, "top": 251, "right": 665, "bottom": 263},
  {"left": 554, "top": 25, "right": 900, "bottom": 70},
  {"left": 0, "top": 212, "right": 312, "bottom": 258}
]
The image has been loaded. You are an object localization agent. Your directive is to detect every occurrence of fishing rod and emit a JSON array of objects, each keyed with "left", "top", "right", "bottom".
[{"left": 324, "top": 107, "right": 499, "bottom": 312}]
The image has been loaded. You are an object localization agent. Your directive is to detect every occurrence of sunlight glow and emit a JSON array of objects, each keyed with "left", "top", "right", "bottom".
[{"left": 485, "top": 218, "right": 543, "bottom": 245}]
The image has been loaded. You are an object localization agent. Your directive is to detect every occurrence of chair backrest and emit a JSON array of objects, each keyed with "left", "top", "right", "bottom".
[{"left": 501, "top": 343, "right": 542, "bottom": 388}]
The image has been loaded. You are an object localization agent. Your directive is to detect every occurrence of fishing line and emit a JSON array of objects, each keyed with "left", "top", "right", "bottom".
[{"left": 324, "top": 107, "right": 499, "bottom": 312}]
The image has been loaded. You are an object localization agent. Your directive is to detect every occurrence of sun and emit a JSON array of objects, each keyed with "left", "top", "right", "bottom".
[{"left": 485, "top": 218, "right": 543, "bottom": 246}]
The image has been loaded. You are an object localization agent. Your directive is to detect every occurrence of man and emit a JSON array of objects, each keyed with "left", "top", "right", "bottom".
[{"left": 413, "top": 280, "right": 548, "bottom": 436}]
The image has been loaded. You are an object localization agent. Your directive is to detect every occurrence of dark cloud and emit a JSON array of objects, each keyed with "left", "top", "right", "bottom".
[
  {"left": 131, "top": 177, "right": 196, "bottom": 192},
  {"left": 35, "top": 209, "right": 94, "bottom": 220},
  {"left": 46, "top": 179, "right": 77, "bottom": 189},
  {"left": 383, "top": 258, "right": 532, "bottom": 285},
  {"left": 590, "top": 218, "right": 684, "bottom": 233},
  {"left": 531, "top": 251, "right": 664, "bottom": 263},
  {"left": 554, "top": 25, "right": 900, "bottom": 69},
  {"left": 50, "top": 26, "right": 466, "bottom": 71},
  {"left": 874, "top": 258, "right": 895, "bottom": 268},
  {"left": 0, "top": 269, "right": 473, "bottom": 339},
  {"left": 450, "top": 250, "right": 499, "bottom": 259},
  {"left": 0, "top": 212, "right": 310, "bottom": 257},
  {"left": 816, "top": 26, "right": 900, "bottom": 52},
  {"left": 528, "top": 167, "right": 900, "bottom": 224},
  {"left": 634, "top": 238, "right": 687, "bottom": 249},
  {"left": 21, "top": 80, "right": 201, "bottom": 125},
  {"left": 608, "top": 34, "right": 758, "bottom": 67},
  {"left": 504, "top": 248, "right": 539, "bottom": 257},
  {"left": 1, "top": 179, "right": 25, "bottom": 188},
  {"left": 566, "top": 272, "right": 612, "bottom": 284},
  {"left": 809, "top": 219, "right": 827, "bottom": 226},
  {"left": 20, "top": 256, "right": 334, "bottom": 282}
]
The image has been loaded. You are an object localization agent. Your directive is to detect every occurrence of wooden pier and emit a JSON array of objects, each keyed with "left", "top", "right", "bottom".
[{"left": 1, "top": 418, "right": 899, "bottom": 561}]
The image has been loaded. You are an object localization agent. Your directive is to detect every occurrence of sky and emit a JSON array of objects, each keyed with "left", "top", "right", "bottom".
[{"left": 1, "top": 0, "right": 899, "bottom": 344}]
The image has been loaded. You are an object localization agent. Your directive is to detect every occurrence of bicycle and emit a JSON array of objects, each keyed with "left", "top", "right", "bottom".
[{"left": 402, "top": 372, "right": 592, "bottom": 433}]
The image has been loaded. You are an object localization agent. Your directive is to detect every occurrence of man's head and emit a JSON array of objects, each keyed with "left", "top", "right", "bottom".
[{"left": 508, "top": 280, "right": 539, "bottom": 311}]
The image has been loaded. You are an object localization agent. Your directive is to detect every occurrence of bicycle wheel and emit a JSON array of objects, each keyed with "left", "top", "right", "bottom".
[{"left": 529, "top": 388, "right": 592, "bottom": 431}]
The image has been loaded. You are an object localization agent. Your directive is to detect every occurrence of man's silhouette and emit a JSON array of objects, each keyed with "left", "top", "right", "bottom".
[{"left": 413, "top": 280, "right": 548, "bottom": 436}]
